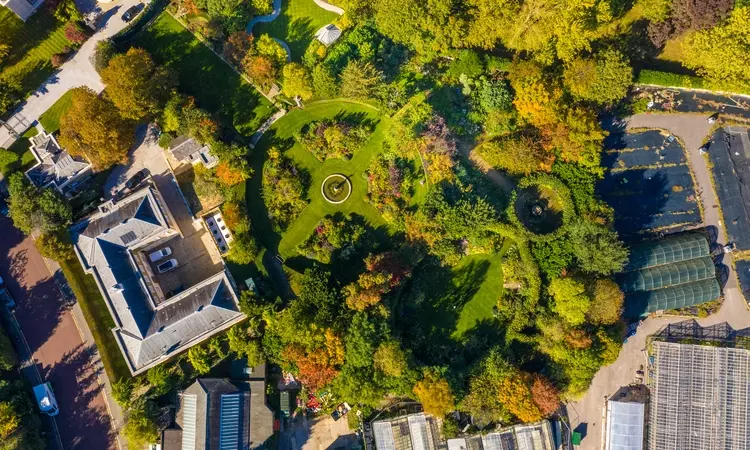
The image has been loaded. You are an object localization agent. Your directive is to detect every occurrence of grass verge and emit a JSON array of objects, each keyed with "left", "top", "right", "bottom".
[
  {"left": 38, "top": 90, "right": 73, "bottom": 133},
  {"left": 58, "top": 258, "right": 132, "bottom": 381}
]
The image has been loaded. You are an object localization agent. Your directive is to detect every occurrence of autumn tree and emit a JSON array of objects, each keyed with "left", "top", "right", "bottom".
[
  {"left": 59, "top": 87, "right": 135, "bottom": 170},
  {"left": 564, "top": 50, "right": 633, "bottom": 104},
  {"left": 0, "top": 402, "right": 20, "bottom": 439},
  {"left": 340, "top": 60, "right": 383, "bottom": 100},
  {"left": 509, "top": 61, "right": 564, "bottom": 128},
  {"left": 477, "top": 133, "right": 553, "bottom": 176},
  {"left": 36, "top": 232, "right": 74, "bottom": 261},
  {"left": 64, "top": 22, "right": 87, "bottom": 44},
  {"left": 223, "top": 30, "right": 254, "bottom": 67},
  {"left": 497, "top": 372, "right": 543, "bottom": 423},
  {"left": 681, "top": 7, "right": 750, "bottom": 92},
  {"left": 413, "top": 370, "right": 455, "bottom": 417},
  {"left": 285, "top": 329, "right": 344, "bottom": 391},
  {"left": 215, "top": 161, "right": 247, "bottom": 186},
  {"left": 282, "top": 63, "right": 314, "bottom": 100},
  {"left": 587, "top": 278, "right": 624, "bottom": 325},
  {"left": 530, "top": 374, "right": 560, "bottom": 416},
  {"left": 244, "top": 55, "right": 277, "bottom": 90},
  {"left": 102, "top": 48, "right": 176, "bottom": 120},
  {"left": 548, "top": 277, "right": 591, "bottom": 326},
  {"left": 345, "top": 251, "right": 410, "bottom": 310},
  {"left": 373, "top": 341, "right": 409, "bottom": 377}
]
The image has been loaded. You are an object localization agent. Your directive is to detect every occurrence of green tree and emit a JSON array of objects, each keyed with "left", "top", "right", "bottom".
[
  {"left": 0, "top": 402, "right": 20, "bottom": 439},
  {"left": 413, "top": 370, "right": 455, "bottom": 417},
  {"left": 564, "top": 50, "right": 633, "bottom": 103},
  {"left": 93, "top": 39, "right": 117, "bottom": 73},
  {"left": 0, "top": 326, "right": 18, "bottom": 371},
  {"left": 312, "top": 65, "right": 339, "bottom": 98},
  {"left": 587, "top": 279, "right": 624, "bottom": 325},
  {"left": 146, "top": 365, "right": 171, "bottom": 396},
  {"left": 339, "top": 60, "right": 382, "bottom": 100},
  {"left": 7, "top": 173, "right": 72, "bottom": 235},
  {"left": 122, "top": 400, "right": 158, "bottom": 450},
  {"left": 59, "top": 87, "right": 135, "bottom": 170},
  {"left": 681, "top": 7, "right": 750, "bottom": 92},
  {"left": 373, "top": 0, "right": 459, "bottom": 55},
  {"left": 36, "top": 232, "right": 74, "bottom": 261},
  {"left": 568, "top": 220, "right": 628, "bottom": 275},
  {"left": 548, "top": 277, "right": 591, "bottom": 326},
  {"left": 187, "top": 346, "right": 212, "bottom": 374},
  {"left": 102, "top": 48, "right": 176, "bottom": 120},
  {"left": 111, "top": 378, "right": 135, "bottom": 408},
  {"left": 373, "top": 341, "right": 409, "bottom": 377},
  {"left": 282, "top": 63, "right": 314, "bottom": 100}
]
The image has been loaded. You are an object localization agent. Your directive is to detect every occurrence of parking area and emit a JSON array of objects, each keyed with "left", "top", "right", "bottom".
[
  {"left": 598, "top": 129, "right": 700, "bottom": 237},
  {"left": 105, "top": 125, "right": 226, "bottom": 302}
]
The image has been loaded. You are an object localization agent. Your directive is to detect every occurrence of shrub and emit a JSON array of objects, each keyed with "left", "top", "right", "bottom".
[
  {"left": 297, "top": 215, "right": 368, "bottom": 263},
  {"left": 365, "top": 153, "right": 417, "bottom": 221},
  {"left": 636, "top": 70, "right": 705, "bottom": 89},
  {"left": 0, "top": 325, "right": 18, "bottom": 371},
  {"left": 0, "top": 148, "right": 19, "bottom": 174},
  {"left": 295, "top": 120, "right": 372, "bottom": 161},
  {"left": 64, "top": 23, "right": 87, "bottom": 45},
  {"left": 262, "top": 149, "right": 309, "bottom": 231},
  {"left": 36, "top": 232, "right": 74, "bottom": 261}
]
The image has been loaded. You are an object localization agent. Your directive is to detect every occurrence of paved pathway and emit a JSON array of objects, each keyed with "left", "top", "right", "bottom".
[
  {"left": 246, "top": 0, "right": 282, "bottom": 33},
  {"left": 312, "top": 0, "right": 343, "bottom": 14},
  {"left": 0, "top": 218, "right": 116, "bottom": 449},
  {"left": 0, "top": 0, "right": 148, "bottom": 149},
  {"left": 567, "top": 112, "right": 750, "bottom": 450}
]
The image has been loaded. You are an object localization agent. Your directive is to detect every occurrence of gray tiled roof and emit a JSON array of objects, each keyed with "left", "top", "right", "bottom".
[
  {"left": 71, "top": 186, "right": 244, "bottom": 374},
  {"left": 177, "top": 379, "right": 273, "bottom": 450},
  {"left": 170, "top": 136, "right": 205, "bottom": 161}
]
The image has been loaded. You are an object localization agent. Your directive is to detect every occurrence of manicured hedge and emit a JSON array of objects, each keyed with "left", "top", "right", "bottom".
[
  {"left": 506, "top": 174, "right": 575, "bottom": 242},
  {"left": 636, "top": 70, "right": 705, "bottom": 89}
]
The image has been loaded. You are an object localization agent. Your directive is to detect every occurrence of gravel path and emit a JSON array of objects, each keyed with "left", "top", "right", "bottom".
[{"left": 246, "top": 0, "right": 282, "bottom": 33}]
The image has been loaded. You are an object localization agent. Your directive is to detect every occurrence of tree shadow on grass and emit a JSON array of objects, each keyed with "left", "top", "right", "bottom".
[
  {"left": 0, "top": 11, "right": 60, "bottom": 70},
  {"left": 285, "top": 17, "right": 315, "bottom": 61},
  {"left": 396, "top": 258, "right": 499, "bottom": 368}
]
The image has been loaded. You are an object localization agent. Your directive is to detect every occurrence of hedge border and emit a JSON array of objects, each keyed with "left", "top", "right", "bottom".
[{"left": 506, "top": 174, "right": 575, "bottom": 242}]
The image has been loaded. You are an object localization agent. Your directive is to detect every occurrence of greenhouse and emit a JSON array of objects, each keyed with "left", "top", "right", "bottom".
[
  {"left": 618, "top": 256, "right": 716, "bottom": 293},
  {"left": 624, "top": 233, "right": 709, "bottom": 272},
  {"left": 624, "top": 278, "right": 721, "bottom": 317}
]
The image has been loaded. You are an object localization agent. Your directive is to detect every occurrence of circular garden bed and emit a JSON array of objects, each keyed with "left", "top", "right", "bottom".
[
  {"left": 509, "top": 175, "right": 573, "bottom": 239},
  {"left": 321, "top": 173, "right": 352, "bottom": 204}
]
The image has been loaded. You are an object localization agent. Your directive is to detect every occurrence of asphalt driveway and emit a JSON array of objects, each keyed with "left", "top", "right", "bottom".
[{"left": 0, "top": 217, "right": 115, "bottom": 449}]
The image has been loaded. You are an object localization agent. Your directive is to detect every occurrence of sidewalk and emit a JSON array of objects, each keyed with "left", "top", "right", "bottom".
[{"left": 39, "top": 253, "right": 128, "bottom": 450}]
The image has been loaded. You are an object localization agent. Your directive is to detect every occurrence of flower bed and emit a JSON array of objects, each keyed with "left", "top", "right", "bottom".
[
  {"left": 297, "top": 214, "right": 368, "bottom": 263},
  {"left": 296, "top": 119, "right": 372, "bottom": 161}
]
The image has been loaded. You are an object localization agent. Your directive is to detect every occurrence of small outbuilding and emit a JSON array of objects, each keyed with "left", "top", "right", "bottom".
[
  {"left": 168, "top": 136, "right": 219, "bottom": 169},
  {"left": 315, "top": 24, "right": 342, "bottom": 46}
]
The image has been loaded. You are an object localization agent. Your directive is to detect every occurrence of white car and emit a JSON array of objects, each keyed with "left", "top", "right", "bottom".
[
  {"left": 149, "top": 247, "right": 172, "bottom": 262},
  {"left": 157, "top": 259, "right": 178, "bottom": 274}
]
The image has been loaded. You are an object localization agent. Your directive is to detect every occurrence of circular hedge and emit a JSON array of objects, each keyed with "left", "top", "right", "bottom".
[
  {"left": 507, "top": 174, "right": 574, "bottom": 241},
  {"left": 321, "top": 174, "right": 353, "bottom": 204}
]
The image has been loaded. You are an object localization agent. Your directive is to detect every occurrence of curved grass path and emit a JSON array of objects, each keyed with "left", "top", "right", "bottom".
[{"left": 247, "top": 100, "right": 406, "bottom": 273}]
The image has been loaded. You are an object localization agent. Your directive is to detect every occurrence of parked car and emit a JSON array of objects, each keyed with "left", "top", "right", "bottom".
[
  {"left": 707, "top": 113, "right": 719, "bottom": 124},
  {"left": 0, "top": 276, "right": 16, "bottom": 308},
  {"left": 33, "top": 382, "right": 59, "bottom": 417},
  {"left": 157, "top": 259, "right": 178, "bottom": 274},
  {"left": 149, "top": 247, "right": 172, "bottom": 262},
  {"left": 125, "top": 169, "right": 149, "bottom": 190},
  {"left": 121, "top": 3, "right": 143, "bottom": 22}
]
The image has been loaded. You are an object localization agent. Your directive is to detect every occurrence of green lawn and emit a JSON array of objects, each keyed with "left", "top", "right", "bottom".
[
  {"left": 253, "top": 0, "right": 339, "bottom": 62},
  {"left": 58, "top": 258, "right": 132, "bottom": 381},
  {"left": 0, "top": 7, "right": 71, "bottom": 116},
  {"left": 0, "top": 128, "right": 38, "bottom": 176},
  {"left": 133, "top": 12, "right": 275, "bottom": 135},
  {"left": 38, "top": 90, "right": 73, "bottom": 133},
  {"left": 247, "top": 101, "right": 386, "bottom": 259}
]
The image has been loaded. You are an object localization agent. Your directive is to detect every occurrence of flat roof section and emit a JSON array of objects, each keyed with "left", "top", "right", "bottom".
[{"left": 605, "top": 400, "right": 644, "bottom": 450}]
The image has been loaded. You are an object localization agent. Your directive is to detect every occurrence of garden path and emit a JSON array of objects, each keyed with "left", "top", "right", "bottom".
[
  {"left": 312, "top": 0, "right": 344, "bottom": 14},
  {"left": 0, "top": 0, "right": 149, "bottom": 150},
  {"left": 246, "top": 0, "right": 282, "bottom": 33}
]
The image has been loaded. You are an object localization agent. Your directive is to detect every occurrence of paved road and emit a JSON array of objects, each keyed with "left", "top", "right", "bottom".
[
  {"left": 0, "top": 0, "right": 148, "bottom": 149},
  {"left": 567, "top": 112, "right": 750, "bottom": 450},
  {"left": 0, "top": 218, "right": 115, "bottom": 449}
]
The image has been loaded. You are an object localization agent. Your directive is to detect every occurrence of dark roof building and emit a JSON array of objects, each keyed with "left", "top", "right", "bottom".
[
  {"left": 70, "top": 185, "right": 245, "bottom": 374},
  {"left": 164, "top": 378, "right": 273, "bottom": 450},
  {"left": 169, "top": 136, "right": 219, "bottom": 169}
]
